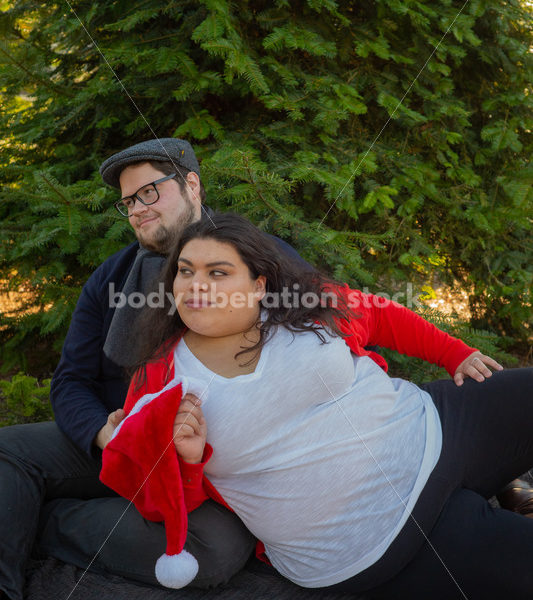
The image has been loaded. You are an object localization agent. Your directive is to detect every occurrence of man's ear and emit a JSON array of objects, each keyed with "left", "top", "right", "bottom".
[
  {"left": 185, "top": 171, "right": 202, "bottom": 216},
  {"left": 185, "top": 171, "right": 200, "bottom": 191}
]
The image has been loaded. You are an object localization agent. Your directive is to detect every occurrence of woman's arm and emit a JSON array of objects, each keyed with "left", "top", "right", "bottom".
[{"left": 339, "top": 286, "right": 502, "bottom": 381}]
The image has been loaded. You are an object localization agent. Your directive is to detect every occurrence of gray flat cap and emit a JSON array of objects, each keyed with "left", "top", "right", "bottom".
[{"left": 99, "top": 138, "right": 200, "bottom": 188}]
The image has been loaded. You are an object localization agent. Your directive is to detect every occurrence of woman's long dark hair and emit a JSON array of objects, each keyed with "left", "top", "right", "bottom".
[{"left": 129, "top": 212, "right": 358, "bottom": 385}]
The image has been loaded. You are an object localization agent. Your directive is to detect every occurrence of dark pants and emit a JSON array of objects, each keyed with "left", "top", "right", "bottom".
[
  {"left": 324, "top": 367, "right": 533, "bottom": 600},
  {"left": 0, "top": 422, "right": 255, "bottom": 600}
]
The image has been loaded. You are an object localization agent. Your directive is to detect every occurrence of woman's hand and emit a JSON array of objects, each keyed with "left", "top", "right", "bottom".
[
  {"left": 173, "top": 393, "right": 207, "bottom": 464},
  {"left": 453, "top": 351, "right": 503, "bottom": 386}
]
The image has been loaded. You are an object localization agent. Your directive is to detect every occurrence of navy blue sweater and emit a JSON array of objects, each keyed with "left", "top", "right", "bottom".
[{"left": 50, "top": 236, "right": 310, "bottom": 457}]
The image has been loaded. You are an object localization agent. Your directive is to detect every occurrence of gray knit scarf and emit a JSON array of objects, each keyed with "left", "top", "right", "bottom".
[{"left": 103, "top": 246, "right": 166, "bottom": 368}]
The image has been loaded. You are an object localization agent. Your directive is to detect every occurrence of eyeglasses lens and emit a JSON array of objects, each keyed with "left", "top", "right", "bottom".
[
  {"left": 137, "top": 184, "right": 158, "bottom": 204},
  {"left": 117, "top": 184, "right": 159, "bottom": 216}
]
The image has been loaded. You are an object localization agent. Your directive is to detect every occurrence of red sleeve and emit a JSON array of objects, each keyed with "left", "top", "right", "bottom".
[
  {"left": 123, "top": 352, "right": 175, "bottom": 414},
  {"left": 340, "top": 286, "right": 477, "bottom": 375},
  {"left": 179, "top": 444, "right": 213, "bottom": 512},
  {"left": 123, "top": 376, "right": 142, "bottom": 414}
]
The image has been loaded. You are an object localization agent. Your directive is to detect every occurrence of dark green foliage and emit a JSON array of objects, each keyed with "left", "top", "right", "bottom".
[
  {"left": 0, "top": 373, "right": 53, "bottom": 426},
  {"left": 0, "top": 0, "right": 531, "bottom": 377}
]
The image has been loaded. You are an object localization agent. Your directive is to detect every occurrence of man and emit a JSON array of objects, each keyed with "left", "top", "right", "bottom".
[{"left": 0, "top": 138, "right": 304, "bottom": 600}]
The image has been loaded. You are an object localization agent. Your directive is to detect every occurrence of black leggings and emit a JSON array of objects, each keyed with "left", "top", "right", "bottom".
[{"left": 324, "top": 367, "right": 533, "bottom": 600}]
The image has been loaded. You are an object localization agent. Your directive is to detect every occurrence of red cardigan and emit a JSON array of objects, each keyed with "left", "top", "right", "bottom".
[{"left": 121, "top": 286, "right": 476, "bottom": 560}]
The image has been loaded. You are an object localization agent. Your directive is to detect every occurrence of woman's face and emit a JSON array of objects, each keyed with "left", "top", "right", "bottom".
[{"left": 173, "top": 237, "right": 266, "bottom": 338}]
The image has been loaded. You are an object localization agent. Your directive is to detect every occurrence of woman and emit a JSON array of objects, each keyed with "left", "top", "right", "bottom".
[{"left": 102, "top": 213, "right": 533, "bottom": 600}]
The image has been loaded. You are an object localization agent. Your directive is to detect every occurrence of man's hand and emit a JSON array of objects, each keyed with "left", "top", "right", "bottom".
[
  {"left": 453, "top": 351, "right": 503, "bottom": 386},
  {"left": 173, "top": 393, "right": 207, "bottom": 464},
  {"left": 94, "top": 408, "right": 126, "bottom": 450}
]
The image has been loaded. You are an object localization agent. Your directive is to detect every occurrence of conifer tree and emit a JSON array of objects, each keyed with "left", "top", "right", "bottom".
[{"left": 0, "top": 0, "right": 531, "bottom": 375}]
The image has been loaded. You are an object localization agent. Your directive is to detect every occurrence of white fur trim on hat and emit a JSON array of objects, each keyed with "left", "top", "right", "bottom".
[{"left": 155, "top": 550, "right": 199, "bottom": 588}]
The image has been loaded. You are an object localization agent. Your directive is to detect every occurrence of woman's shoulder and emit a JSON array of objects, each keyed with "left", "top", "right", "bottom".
[
  {"left": 269, "top": 322, "right": 349, "bottom": 360},
  {"left": 264, "top": 324, "right": 355, "bottom": 396},
  {"left": 127, "top": 349, "right": 176, "bottom": 406}
]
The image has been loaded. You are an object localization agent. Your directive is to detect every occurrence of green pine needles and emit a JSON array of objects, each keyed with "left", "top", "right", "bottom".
[{"left": 0, "top": 0, "right": 531, "bottom": 380}]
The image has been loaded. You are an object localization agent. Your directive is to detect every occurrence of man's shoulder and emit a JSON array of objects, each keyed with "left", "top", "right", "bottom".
[
  {"left": 97, "top": 240, "right": 140, "bottom": 270},
  {"left": 86, "top": 240, "right": 140, "bottom": 290},
  {"left": 266, "top": 234, "right": 314, "bottom": 271}
]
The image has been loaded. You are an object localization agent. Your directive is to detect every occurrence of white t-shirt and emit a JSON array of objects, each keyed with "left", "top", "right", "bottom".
[{"left": 174, "top": 325, "right": 442, "bottom": 588}]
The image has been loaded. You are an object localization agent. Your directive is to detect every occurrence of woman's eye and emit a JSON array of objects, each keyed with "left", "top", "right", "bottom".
[
  {"left": 211, "top": 270, "right": 227, "bottom": 276},
  {"left": 177, "top": 268, "right": 192, "bottom": 275}
]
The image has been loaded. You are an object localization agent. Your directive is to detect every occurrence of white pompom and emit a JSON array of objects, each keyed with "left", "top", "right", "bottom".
[{"left": 155, "top": 550, "right": 199, "bottom": 588}]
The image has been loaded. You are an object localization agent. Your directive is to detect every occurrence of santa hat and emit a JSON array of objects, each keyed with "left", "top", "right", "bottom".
[{"left": 100, "top": 379, "right": 199, "bottom": 588}]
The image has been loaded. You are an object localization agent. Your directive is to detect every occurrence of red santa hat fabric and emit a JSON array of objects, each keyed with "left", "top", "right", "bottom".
[{"left": 100, "top": 379, "right": 198, "bottom": 588}]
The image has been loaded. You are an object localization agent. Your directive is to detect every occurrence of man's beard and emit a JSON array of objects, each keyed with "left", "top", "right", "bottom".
[{"left": 136, "top": 198, "right": 197, "bottom": 255}]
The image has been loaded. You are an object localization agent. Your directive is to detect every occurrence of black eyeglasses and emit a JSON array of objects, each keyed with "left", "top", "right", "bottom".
[{"left": 114, "top": 173, "right": 177, "bottom": 217}]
